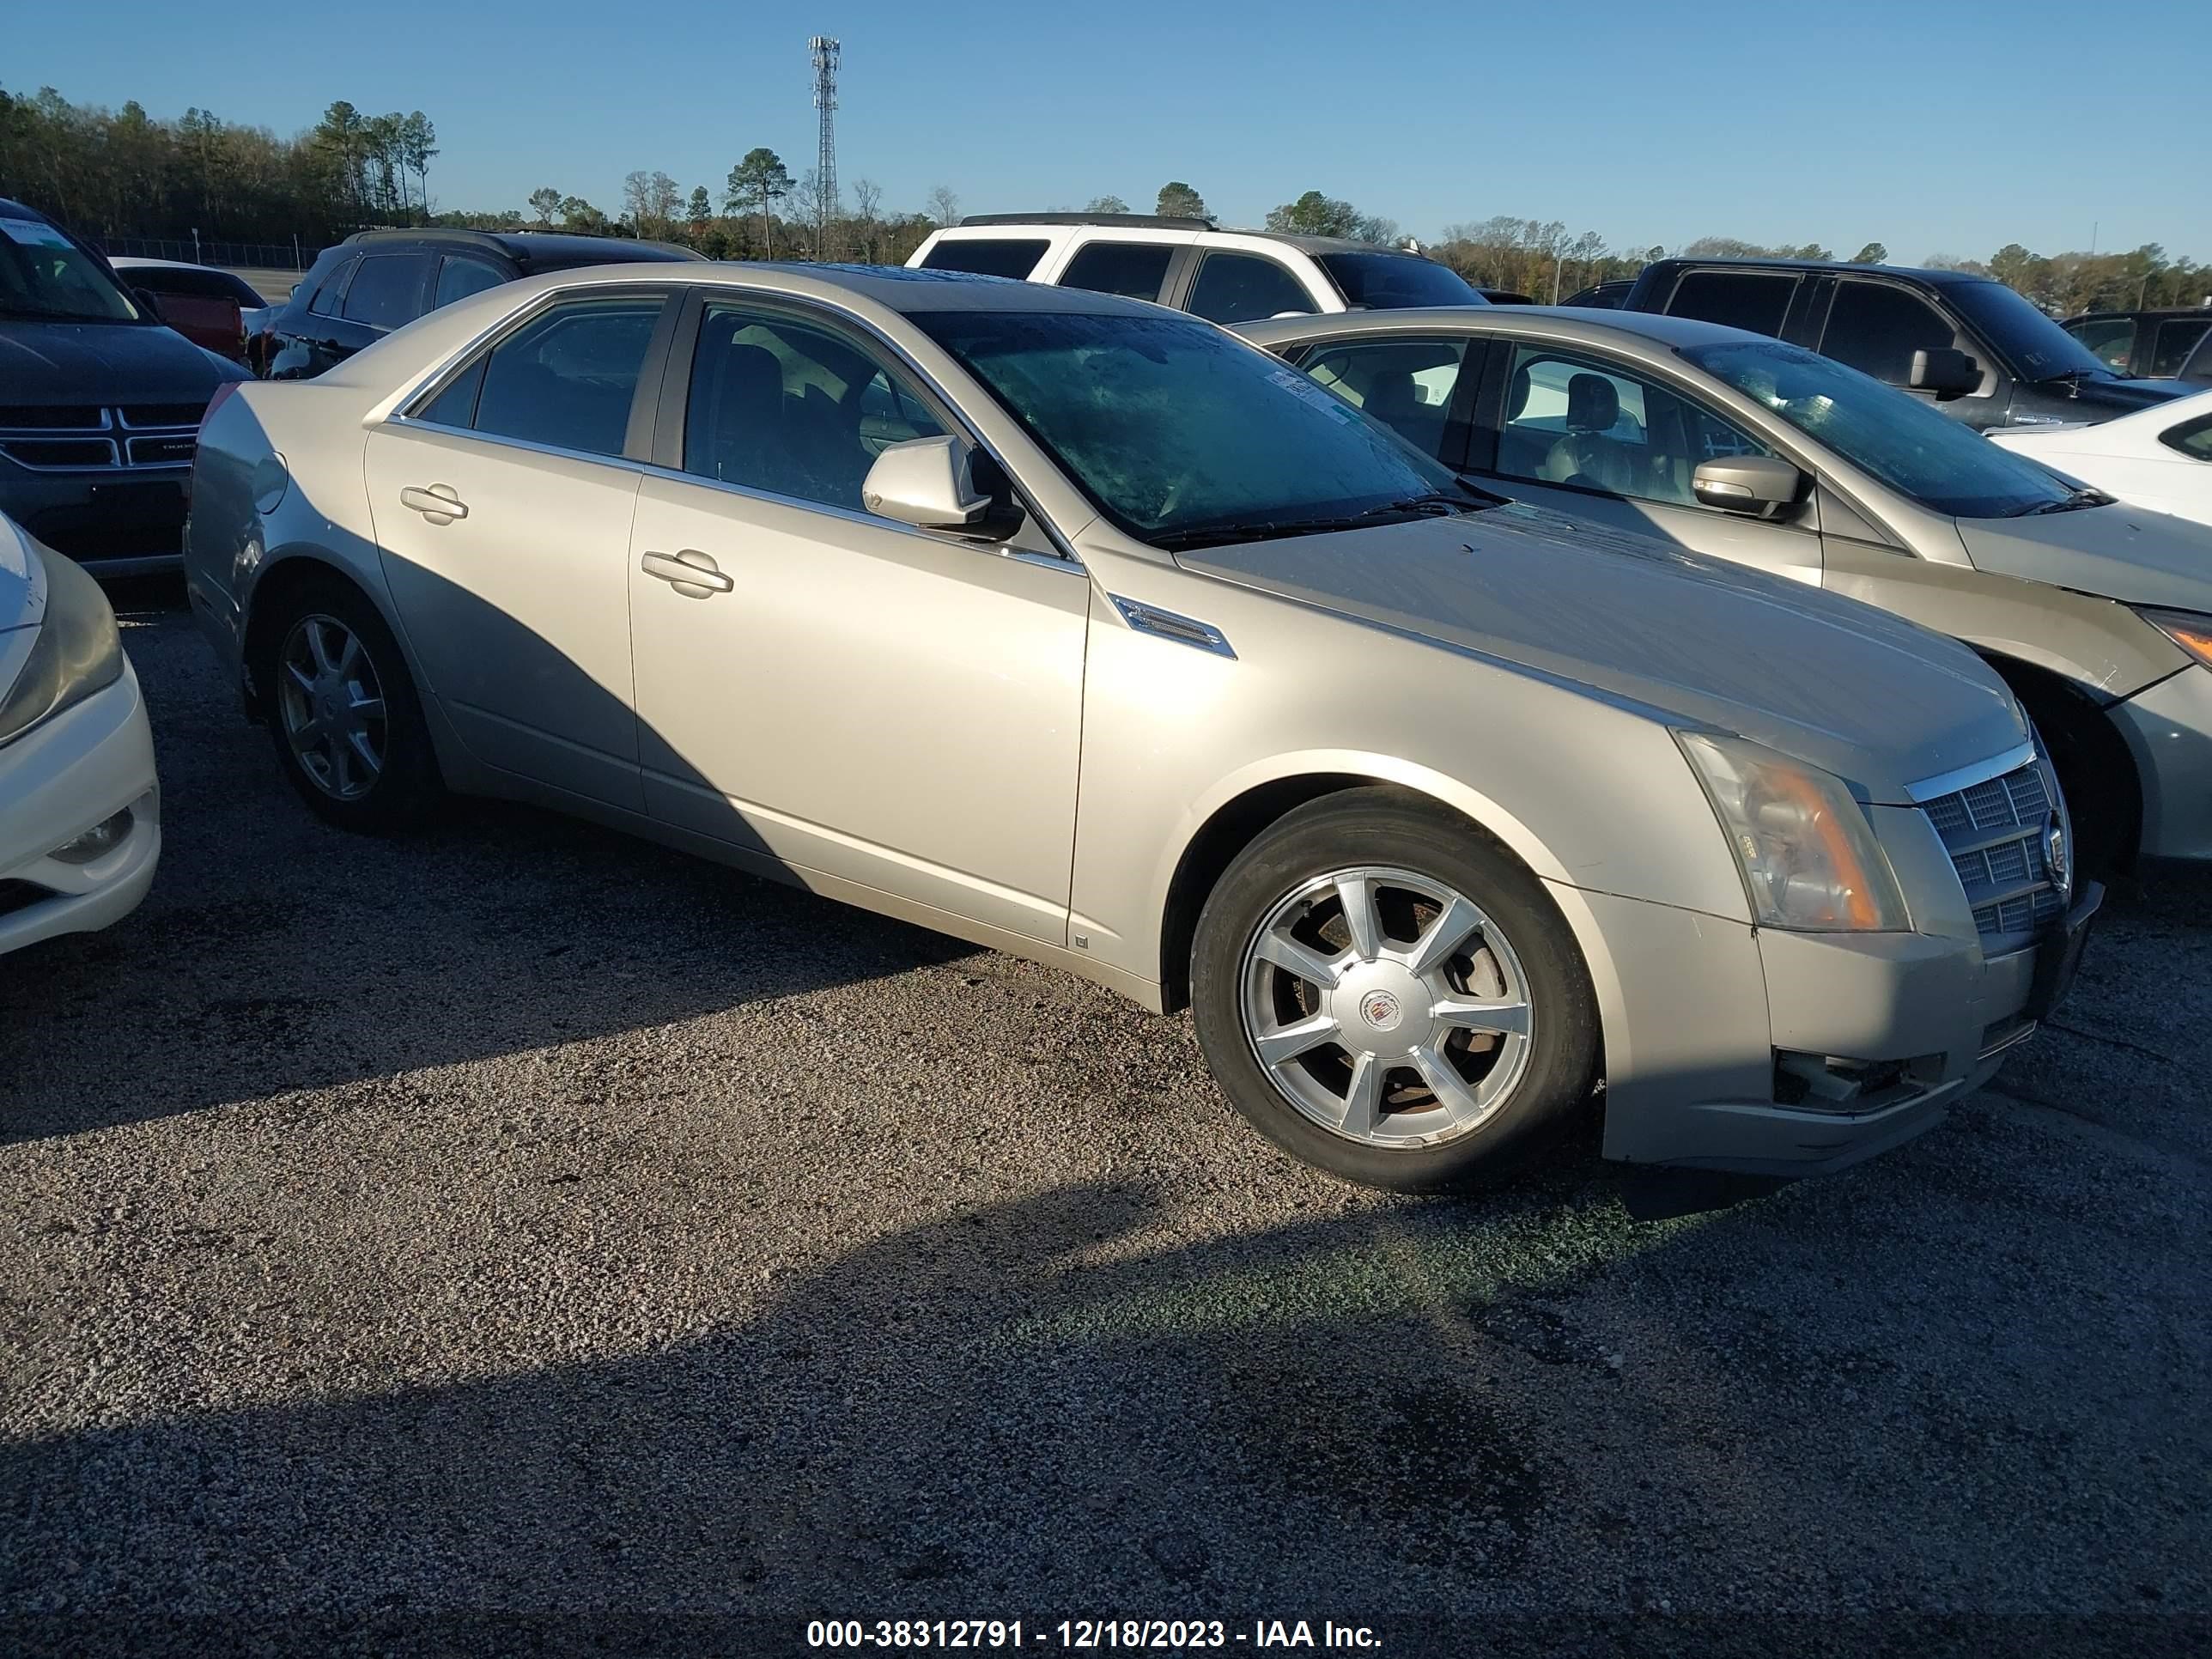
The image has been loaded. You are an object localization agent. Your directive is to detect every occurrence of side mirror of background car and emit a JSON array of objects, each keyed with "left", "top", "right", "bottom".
[
  {"left": 1692, "top": 455, "right": 1805, "bottom": 518},
  {"left": 862, "top": 436, "right": 1000, "bottom": 533},
  {"left": 1908, "top": 347, "right": 1980, "bottom": 400},
  {"left": 131, "top": 285, "right": 167, "bottom": 323}
]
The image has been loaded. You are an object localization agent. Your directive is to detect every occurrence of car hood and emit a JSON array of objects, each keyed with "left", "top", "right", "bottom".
[
  {"left": 2055, "top": 376, "right": 2186, "bottom": 414},
  {"left": 1177, "top": 501, "right": 2026, "bottom": 799},
  {"left": 1957, "top": 503, "right": 2212, "bottom": 611},
  {"left": 0, "top": 318, "right": 242, "bottom": 405}
]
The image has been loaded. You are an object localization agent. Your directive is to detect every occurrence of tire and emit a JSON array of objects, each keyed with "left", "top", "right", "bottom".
[
  {"left": 255, "top": 576, "right": 443, "bottom": 833},
  {"left": 1190, "top": 787, "right": 1601, "bottom": 1193}
]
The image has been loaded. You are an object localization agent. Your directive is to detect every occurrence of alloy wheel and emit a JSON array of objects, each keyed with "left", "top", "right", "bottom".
[{"left": 276, "top": 614, "right": 387, "bottom": 802}]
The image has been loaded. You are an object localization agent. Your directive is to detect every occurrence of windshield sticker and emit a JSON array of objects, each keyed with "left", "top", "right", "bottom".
[
  {"left": 0, "top": 216, "right": 73, "bottom": 249},
  {"left": 1268, "top": 367, "right": 1360, "bottom": 423}
]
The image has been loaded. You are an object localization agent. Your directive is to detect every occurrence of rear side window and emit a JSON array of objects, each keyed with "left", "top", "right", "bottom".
[
  {"left": 1186, "top": 252, "right": 1316, "bottom": 325},
  {"left": 340, "top": 253, "right": 430, "bottom": 331},
  {"left": 426, "top": 295, "right": 666, "bottom": 459},
  {"left": 1665, "top": 270, "right": 1799, "bottom": 337},
  {"left": 1820, "top": 281, "right": 1961, "bottom": 385},
  {"left": 919, "top": 238, "right": 1049, "bottom": 279},
  {"left": 1058, "top": 241, "right": 1175, "bottom": 301},
  {"left": 2160, "top": 413, "right": 2212, "bottom": 461},
  {"left": 434, "top": 257, "right": 507, "bottom": 310},
  {"left": 2151, "top": 318, "right": 2212, "bottom": 378},
  {"left": 306, "top": 256, "right": 356, "bottom": 317}
]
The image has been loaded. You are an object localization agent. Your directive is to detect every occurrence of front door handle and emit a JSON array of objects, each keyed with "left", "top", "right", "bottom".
[
  {"left": 399, "top": 483, "right": 468, "bottom": 524},
  {"left": 640, "top": 548, "right": 734, "bottom": 599}
]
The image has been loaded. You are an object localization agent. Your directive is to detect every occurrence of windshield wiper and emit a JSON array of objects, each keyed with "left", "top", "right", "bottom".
[
  {"left": 2014, "top": 487, "right": 2109, "bottom": 516},
  {"left": 2033, "top": 366, "right": 2111, "bottom": 386},
  {"left": 1151, "top": 491, "right": 1492, "bottom": 552}
]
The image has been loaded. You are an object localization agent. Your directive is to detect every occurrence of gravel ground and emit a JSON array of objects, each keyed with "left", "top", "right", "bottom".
[{"left": 3, "top": 592, "right": 2209, "bottom": 1656}]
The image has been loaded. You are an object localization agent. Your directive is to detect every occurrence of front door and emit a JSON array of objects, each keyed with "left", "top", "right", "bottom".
[
  {"left": 363, "top": 290, "right": 674, "bottom": 807},
  {"left": 625, "top": 297, "right": 1089, "bottom": 945},
  {"left": 1474, "top": 341, "right": 1825, "bottom": 586}
]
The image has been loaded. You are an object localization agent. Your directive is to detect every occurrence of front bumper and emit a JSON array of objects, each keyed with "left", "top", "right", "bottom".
[
  {"left": 2106, "top": 665, "right": 2212, "bottom": 867},
  {"left": 0, "top": 465, "right": 191, "bottom": 575},
  {"left": 1582, "top": 880, "right": 2100, "bottom": 1179},
  {"left": 0, "top": 659, "right": 162, "bottom": 957}
]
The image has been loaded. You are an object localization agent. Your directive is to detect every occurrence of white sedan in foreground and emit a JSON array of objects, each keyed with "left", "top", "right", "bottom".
[
  {"left": 0, "top": 516, "right": 161, "bottom": 957},
  {"left": 1989, "top": 386, "right": 2212, "bottom": 530}
]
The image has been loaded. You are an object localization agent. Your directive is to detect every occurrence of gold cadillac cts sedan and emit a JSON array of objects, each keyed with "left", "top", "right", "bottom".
[{"left": 184, "top": 264, "right": 2099, "bottom": 1190}]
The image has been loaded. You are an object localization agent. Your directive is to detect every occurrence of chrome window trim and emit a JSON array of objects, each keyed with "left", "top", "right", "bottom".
[{"left": 1905, "top": 741, "right": 2035, "bottom": 804}]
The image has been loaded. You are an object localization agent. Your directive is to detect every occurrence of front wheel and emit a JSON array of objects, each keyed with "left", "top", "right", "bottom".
[{"left": 1190, "top": 788, "right": 1601, "bottom": 1193}]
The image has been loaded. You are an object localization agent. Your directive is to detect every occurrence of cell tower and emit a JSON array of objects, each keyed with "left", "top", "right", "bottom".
[{"left": 809, "top": 35, "right": 840, "bottom": 257}]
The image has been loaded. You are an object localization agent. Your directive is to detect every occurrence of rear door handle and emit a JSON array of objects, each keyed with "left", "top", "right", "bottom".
[
  {"left": 640, "top": 549, "right": 734, "bottom": 598},
  {"left": 399, "top": 484, "right": 468, "bottom": 524}
]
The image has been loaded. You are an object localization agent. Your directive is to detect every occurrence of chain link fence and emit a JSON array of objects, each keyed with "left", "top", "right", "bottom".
[{"left": 94, "top": 235, "right": 333, "bottom": 271}]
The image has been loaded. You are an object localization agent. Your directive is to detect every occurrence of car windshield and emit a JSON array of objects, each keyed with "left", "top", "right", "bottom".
[
  {"left": 1684, "top": 337, "right": 2076, "bottom": 520},
  {"left": 0, "top": 215, "right": 142, "bottom": 322},
  {"left": 1316, "top": 252, "right": 1486, "bottom": 310},
  {"left": 912, "top": 308, "right": 1472, "bottom": 547},
  {"left": 1946, "top": 279, "right": 2113, "bottom": 381}
]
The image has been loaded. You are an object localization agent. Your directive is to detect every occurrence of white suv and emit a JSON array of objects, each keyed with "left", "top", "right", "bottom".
[{"left": 907, "top": 213, "right": 1487, "bottom": 326}]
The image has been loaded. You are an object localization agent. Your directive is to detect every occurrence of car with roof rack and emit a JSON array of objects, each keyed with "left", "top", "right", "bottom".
[
  {"left": 908, "top": 212, "right": 1487, "bottom": 326},
  {"left": 255, "top": 227, "right": 708, "bottom": 380}
]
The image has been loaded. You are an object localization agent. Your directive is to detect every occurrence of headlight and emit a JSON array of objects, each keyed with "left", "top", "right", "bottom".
[
  {"left": 1675, "top": 732, "right": 1908, "bottom": 933},
  {"left": 0, "top": 544, "right": 125, "bottom": 747},
  {"left": 2140, "top": 608, "right": 2212, "bottom": 670}
]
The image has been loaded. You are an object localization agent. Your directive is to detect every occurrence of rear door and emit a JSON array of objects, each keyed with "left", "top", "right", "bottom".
[
  {"left": 1177, "top": 250, "right": 1325, "bottom": 325},
  {"left": 1656, "top": 267, "right": 1805, "bottom": 342},
  {"left": 363, "top": 287, "right": 679, "bottom": 807},
  {"left": 1469, "top": 338, "right": 1824, "bottom": 585}
]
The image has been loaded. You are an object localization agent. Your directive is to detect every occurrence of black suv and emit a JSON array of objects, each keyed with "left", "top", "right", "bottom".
[
  {"left": 1622, "top": 257, "right": 2186, "bottom": 429},
  {"left": 1, "top": 195, "right": 248, "bottom": 574},
  {"left": 255, "top": 228, "right": 706, "bottom": 380},
  {"left": 2060, "top": 307, "right": 2212, "bottom": 383}
]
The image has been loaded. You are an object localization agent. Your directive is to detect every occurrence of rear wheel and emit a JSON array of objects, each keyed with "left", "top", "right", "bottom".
[
  {"left": 1190, "top": 788, "right": 1600, "bottom": 1192},
  {"left": 257, "top": 578, "right": 442, "bottom": 832}
]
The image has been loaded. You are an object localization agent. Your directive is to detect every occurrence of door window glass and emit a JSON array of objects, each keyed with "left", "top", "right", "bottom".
[
  {"left": 455, "top": 296, "right": 665, "bottom": 457},
  {"left": 1058, "top": 241, "right": 1176, "bottom": 301},
  {"left": 1186, "top": 253, "right": 1316, "bottom": 324},
  {"left": 1820, "top": 281, "right": 1962, "bottom": 385},
  {"left": 1665, "top": 270, "right": 1798, "bottom": 337},
  {"left": 918, "top": 238, "right": 1049, "bottom": 279},
  {"left": 434, "top": 257, "right": 507, "bottom": 310},
  {"left": 1301, "top": 337, "right": 1470, "bottom": 460},
  {"left": 340, "top": 253, "right": 430, "bottom": 331},
  {"left": 306, "top": 256, "right": 356, "bottom": 317},
  {"left": 684, "top": 304, "right": 945, "bottom": 513},
  {"left": 2160, "top": 413, "right": 2212, "bottom": 461},
  {"left": 1495, "top": 345, "right": 1767, "bottom": 506},
  {"left": 2150, "top": 318, "right": 2212, "bottom": 378},
  {"left": 2063, "top": 317, "right": 2134, "bottom": 370}
]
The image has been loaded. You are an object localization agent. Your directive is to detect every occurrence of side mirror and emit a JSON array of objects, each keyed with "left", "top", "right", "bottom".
[
  {"left": 861, "top": 435, "right": 996, "bottom": 532},
  {"left": 1692, "top": 455, "right": 1805, "bottom": 518},
  {"left": 1908, "top": 347, "right": 1980, "bottom": 400},
  {"left": 131, "top": 285, "right": 167, "bottom": 323}
]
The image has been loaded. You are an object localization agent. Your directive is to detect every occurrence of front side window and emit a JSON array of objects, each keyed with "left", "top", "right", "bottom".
[
  {"left": 1057, "top": 241, "right": 1176, "bottom": 301},
  {"left": 434, "top": 257, "right": 507, "bottom": 310},
  {"left": 1664, "top": 270, "right": 1800, "bottom": 337},
  {"left": 306, "top": 256, "right": 356, "bottom": 317},
  {"left": 2063, "top": 316, "right": 2136, "bottom": 371},
  {"left": 1820, "top": 281, "right": 1966, "bottom": 386},
  {"left": 1315, "top": 253, "right": 1483, "bottom": 310},
  {"left": 422, "top": 295, "right": 665, "bottom": 459},
  {"left": 1494, "top": 346, "right": 1767, "bottom": 506},
  {"left": 2151, "top": 318, "right": 2212, "bottom": 379},
  {"left": 1301, "top": 337, "right": 1472, "bottom": 460},
  {"left": 1186, "top": 253, "right": 1316, "bottom": 325},
  {"left": 2160, "top": 413, "right": 2212, "bottom": 461},
  {"left": 918, "top": 238, "right": 1049, "bottom": 280},
  {"left": 684, "top": 304, "right": 945, "bottom": 512},
  {"left": 1685, "top": 337, "right": 2074, "bottom": 519},
  {"left": 0, "top": 215, "right": 141, "bottom": 322},
  {"left": 912, "top": 308, "right": 1463, "bottom": 548},
  {"left": 340, "top": 254, "right": 429, "bottom": 330}
]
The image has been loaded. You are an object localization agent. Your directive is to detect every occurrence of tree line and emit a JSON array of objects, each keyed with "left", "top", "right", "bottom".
[{"left": 3, "top": 83, "right": 2205, "bottom": 319}]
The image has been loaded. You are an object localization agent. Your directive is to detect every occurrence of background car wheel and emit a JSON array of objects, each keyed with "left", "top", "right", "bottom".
[
  {"left": 257, "top": 578, "right": 441, "bottom": 833},
  {"left": 1190, "top": 787, "right": 1601, "bottom": 1193}
]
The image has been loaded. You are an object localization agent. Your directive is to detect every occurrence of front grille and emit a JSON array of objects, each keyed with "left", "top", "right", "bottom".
[
  {"left": 0, "top": 404, "right": 195, "bottom": 472},
  {"left": 1919, "top": 757, "right": 2068, "bottom": 951}
]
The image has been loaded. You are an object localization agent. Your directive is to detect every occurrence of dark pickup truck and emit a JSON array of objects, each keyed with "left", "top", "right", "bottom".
[{"left": 1622, "top": 257, "right": 2186, "bottom": 431}]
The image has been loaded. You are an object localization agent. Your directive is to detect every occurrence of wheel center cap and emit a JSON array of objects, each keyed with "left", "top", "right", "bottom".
[{"left": 1358, "top": 988, "right": 1404, "bottom": 1031}]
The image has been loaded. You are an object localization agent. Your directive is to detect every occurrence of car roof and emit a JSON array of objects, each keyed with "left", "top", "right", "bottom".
[
  {"left": 2062, "top": 307, "right": 2212, "bottom": 324},
  {"left": 1641, "top": 254, "right": 1990, "bottom": 288},
  {"left": 0, "top": 196, "right": 51, "bottom": 222},
  {"left": 341, "top": 227, "right": 708, "bottom": 265},
  {"left": 464, "top": 260, "right": 1169, "bottom": 319},
  {"left": 1236, "top": 303, "right": 1770, "bottom": 353}
]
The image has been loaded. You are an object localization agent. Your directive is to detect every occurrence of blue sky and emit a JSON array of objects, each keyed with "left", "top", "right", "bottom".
[{"left": 13, "top": 0, "right": 2210, "bottom": 263}]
